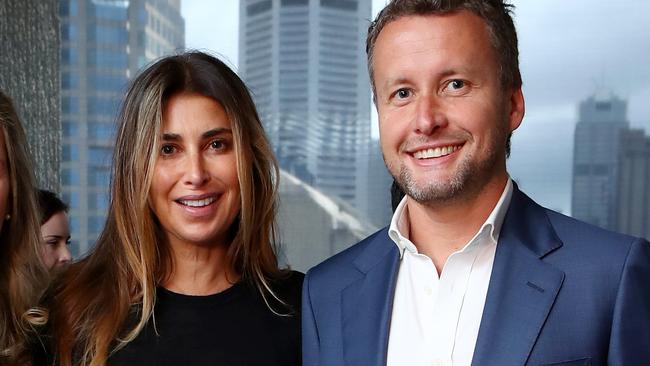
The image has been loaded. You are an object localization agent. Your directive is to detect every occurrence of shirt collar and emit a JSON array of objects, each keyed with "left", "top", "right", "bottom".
[{"left": 388, "top": 178, "right": 514, "bottom": 256}]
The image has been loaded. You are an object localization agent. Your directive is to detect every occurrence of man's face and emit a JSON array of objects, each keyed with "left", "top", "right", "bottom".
[{"left": 373, "top": 11, "right": 524, "bottom": 205}]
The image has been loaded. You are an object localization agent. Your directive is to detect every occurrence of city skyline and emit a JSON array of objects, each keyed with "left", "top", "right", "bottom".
[{"left": 181, "top": 0, "right": 650, "bottom": 214}]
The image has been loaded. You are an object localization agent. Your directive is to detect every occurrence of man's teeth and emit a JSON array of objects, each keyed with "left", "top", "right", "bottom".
[
  {"left": 413, "top": 145, "right": 461, "bottom": 159},
  {"left": 178, "top": 197, "right": 216, "bottom": 207}
]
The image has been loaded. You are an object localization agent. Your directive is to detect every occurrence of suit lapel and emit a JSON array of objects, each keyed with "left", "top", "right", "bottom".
[
  {"left": 341, "top": 230, "right": 400, "bottom": 366},
  {"left": 472, "top": 187, "right": 565, "bottom": 366}
]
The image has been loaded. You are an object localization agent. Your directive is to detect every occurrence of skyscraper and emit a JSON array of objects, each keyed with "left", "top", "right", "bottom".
[
  {"left": 616, "top": 128, "right": 650, "bottom": 240},
  {"left": 571, "top": 93, "right": 629, "bottom": 230},
  {"left": 239, "top": 0, "right": 372, "bottom": 209},
  {"left": 60, "top": 0, "right": 184, "bottom": 255}
]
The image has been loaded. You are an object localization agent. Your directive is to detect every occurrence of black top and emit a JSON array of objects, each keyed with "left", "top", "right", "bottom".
[{"left": 108, "top": 271, "right": 303, "bottom": 366}]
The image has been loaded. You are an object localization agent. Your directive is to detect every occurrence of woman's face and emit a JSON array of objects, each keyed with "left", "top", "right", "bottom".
[
  {"left": 0, "top": 129, "right": 10, "bottom": 233},
  {"left": 40, "top": 211, "right": 72, "bottom": 269},
  {"left": 149, "top": 93, "right": 241, "bottom": 248}
]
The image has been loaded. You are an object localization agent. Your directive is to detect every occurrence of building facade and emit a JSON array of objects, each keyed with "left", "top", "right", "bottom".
[
  {"left": 0, "top": 0, "right": 60, "bottom": 189},
  {"left": 60, "top": 0, "right": 184, "bottom": 255},
  {"left": 616, "top": 129, "right": 650, "bottom": 240},
  {"left": 277, "top": 171, "right": 376, "bottom": 272},
  {"left": 239, "top": 0, "right": 372, "bottom": 209},
  {"left": 571, "top": 93, "right": 628, "bottom": 231}
]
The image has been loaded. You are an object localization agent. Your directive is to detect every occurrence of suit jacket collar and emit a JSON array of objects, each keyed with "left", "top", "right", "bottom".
[
  {"left": 342, "top": 229, "right": 400, "bottom": 366},
  {"left": 472, "top": 184, "right": 565, "bottom": 365}
]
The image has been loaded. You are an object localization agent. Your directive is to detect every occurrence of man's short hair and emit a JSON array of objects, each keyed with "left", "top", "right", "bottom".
[
  {"left": 366, "top": 0, "right": 521, "bottom": 157},
  {"left": 367, "top": 0, "right": 521, "bottom": 92}
]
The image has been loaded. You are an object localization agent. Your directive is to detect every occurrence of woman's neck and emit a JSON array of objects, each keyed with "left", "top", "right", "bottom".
[{"left": 162, "top": 240, "right": 239, "bottom": 296}]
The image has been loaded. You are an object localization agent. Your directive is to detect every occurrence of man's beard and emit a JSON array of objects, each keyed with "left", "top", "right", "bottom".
[
  {"left": 396, "top": 155, "right": 472, "bottom": 204},
  {"left": 389, "top": 136, "right": 505, "bottom": 207}
]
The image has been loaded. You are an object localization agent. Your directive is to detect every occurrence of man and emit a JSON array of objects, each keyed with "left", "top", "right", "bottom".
[{"left": 302, "top": 1, "right": 650, "bottom": 365}]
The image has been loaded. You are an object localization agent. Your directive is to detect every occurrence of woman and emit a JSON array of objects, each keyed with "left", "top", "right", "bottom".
[
  {"left": 0, "top": 91, "right": 48, "bottom": 365},
  {"left": 45, "top": 52, "right": 302, "bottom": 366},
  {"left": 37, "top": 189, "right": 72, "bottom": 269}
]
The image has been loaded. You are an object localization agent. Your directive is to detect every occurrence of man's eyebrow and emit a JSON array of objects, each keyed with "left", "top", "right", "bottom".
[
  {"left": 382, "top": 77, "right": 410, "bottom": 90},
  {"left": 381, "top": 69, "right": 467, "bottom": 90}
]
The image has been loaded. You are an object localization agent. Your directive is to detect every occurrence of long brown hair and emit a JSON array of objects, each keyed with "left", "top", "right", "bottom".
[
  {"left": 0, "top": 90, "right": 49, "bottom": 365},
  {"left": 48, "top": 51, "right": 286, "bottom": 366}
]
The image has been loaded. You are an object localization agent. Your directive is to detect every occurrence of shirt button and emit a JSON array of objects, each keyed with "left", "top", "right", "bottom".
[
  {"left": 425, "top": 287, "right": 432, "bottom": 296},
  {"left": 431, "top": 359, "right": 442, "bottom": 366}
]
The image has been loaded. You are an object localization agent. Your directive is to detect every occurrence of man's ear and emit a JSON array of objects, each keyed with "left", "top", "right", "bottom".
[{"left": 508, "top": 87, "right": 525, "bottom": 132}]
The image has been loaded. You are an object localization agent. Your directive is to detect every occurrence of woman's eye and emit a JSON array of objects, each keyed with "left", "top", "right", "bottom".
[
  {"left": 210, "top": 140, "right": 226, "bottom": 150},
  {"left": 161, "top": 145, "right": 175, "bottom": 155}
]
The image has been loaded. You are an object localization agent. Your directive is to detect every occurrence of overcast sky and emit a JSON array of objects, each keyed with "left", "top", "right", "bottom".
[{"left": 181, "top": 0, "right": 650, "bottom": 214}]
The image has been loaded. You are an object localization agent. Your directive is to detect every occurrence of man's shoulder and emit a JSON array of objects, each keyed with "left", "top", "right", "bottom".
[
  {"left": 543, "top": 207, "right": 640, "bottom": 255},
  {"left": 305, "top": 227, "right": 393, "bottom": 289},
  {"left": 515, "top": 195, "right": 645, "bottom": 272}
]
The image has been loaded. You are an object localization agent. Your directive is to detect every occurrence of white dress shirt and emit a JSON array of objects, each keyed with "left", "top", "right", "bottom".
[{"left": 386, "top": 179, "right": 513, "bottom": 366}]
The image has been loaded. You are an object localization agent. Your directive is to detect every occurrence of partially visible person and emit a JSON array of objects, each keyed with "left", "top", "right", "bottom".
[
  {"left": 42, "top": 52, "right": 302, "bottom": 366},
  {"left": 37, "top": 189, "right": 72, "bottom": 270},
  {"left": 0, "top": 90, "right": 48, "bottom": 365}
]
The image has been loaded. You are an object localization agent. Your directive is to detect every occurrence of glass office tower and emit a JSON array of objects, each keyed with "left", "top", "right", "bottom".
[{"left": 60, "top": 0, "right": 184, "bottom": 255}]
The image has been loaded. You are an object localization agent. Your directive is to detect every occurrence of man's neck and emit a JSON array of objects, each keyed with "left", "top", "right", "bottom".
[{"left": 406, "top": 174, "right": 509, "bottom": 275}]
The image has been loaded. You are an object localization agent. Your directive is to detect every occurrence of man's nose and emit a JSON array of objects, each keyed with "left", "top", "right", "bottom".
[{"left": 415, "top": 95, "right": 448, "bottom": 135}]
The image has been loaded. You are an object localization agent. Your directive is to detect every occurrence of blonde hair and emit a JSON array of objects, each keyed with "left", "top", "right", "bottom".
[
  {"left": 48, "top": 51, "right": 288, "bottom": 366},
  {"left": 0, "top": 90, "right": 49, "bottom": 365}
]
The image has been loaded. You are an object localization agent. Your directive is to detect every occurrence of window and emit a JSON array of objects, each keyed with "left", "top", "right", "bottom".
[
  {"left": 89, "top": 215, "right": 106, "bottom": 234},
  {"left": 61, "top": 47, "right": 78, "bottom": 66},
  {"left": 88, "top": 97, "right": 119, "bottom": 116},
  {"left": 321, "top": 0, "right": 357, "bottom": 11},
  {"left": 61, "top": 96, "right": 79, "bottom": 114},
  {"left": 92, "top": 2, "right": 127, "bottom": 21},
  {"left": 88, "top": 122, "right": 115, "bottom": 140},
  {"left": 88, "top": 24, "right": 128, "bottom": 45},
  {"left": 89, "top": 73, "right": 127, "bottom": 92},
  {"left": 62, "top": 191, "right": 80, "bottom": 209},
  {"left": 62, "top": 144, "right": 79, "bottom": 162},
  {"left": 247, "top": 0, "right": 272, "bottom": 16},
  {"left": 62, "top": 121, "right": 79, "bottom": 138},
  {"left": 88, "top": 168, "right": 111, "bottom": 187},
  {"left": 62, "top": 24, "right": 78, "bottom": 42},
  {"left": 62, "top": 71, "right": 80, "bottom": 90},
  {"left": 89, "top": 147, "right": 113, "bottom": 167},
  {"left": 61, "top": 168, "right": 80, "bottom": 185},
  {"left": 88, "top": 192, "right": 109, "bottom": 210}
]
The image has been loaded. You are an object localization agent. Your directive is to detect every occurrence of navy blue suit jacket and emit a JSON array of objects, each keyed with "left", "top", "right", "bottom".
[{"left": 302, "top": 187, "right": 650, "bottom": 366}]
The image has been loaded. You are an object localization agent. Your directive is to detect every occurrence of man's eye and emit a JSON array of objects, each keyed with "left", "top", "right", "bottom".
[
  {"left": 447, "top": 79, "right": 465, "bottom": 90},
  {"left": 161, "top": 145, "right": 175, "bottom": 155},
  {"left": 395, "top": 89, "right": 411, "bottom": 99}
]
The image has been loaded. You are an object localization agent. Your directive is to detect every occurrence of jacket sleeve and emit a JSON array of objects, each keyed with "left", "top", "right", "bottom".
[
  {"left": 302, "top": 269, "right": 320, "bottom": 366},
  {"left": 608, "top": 238, "right": 650, "bottom": 365}
]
